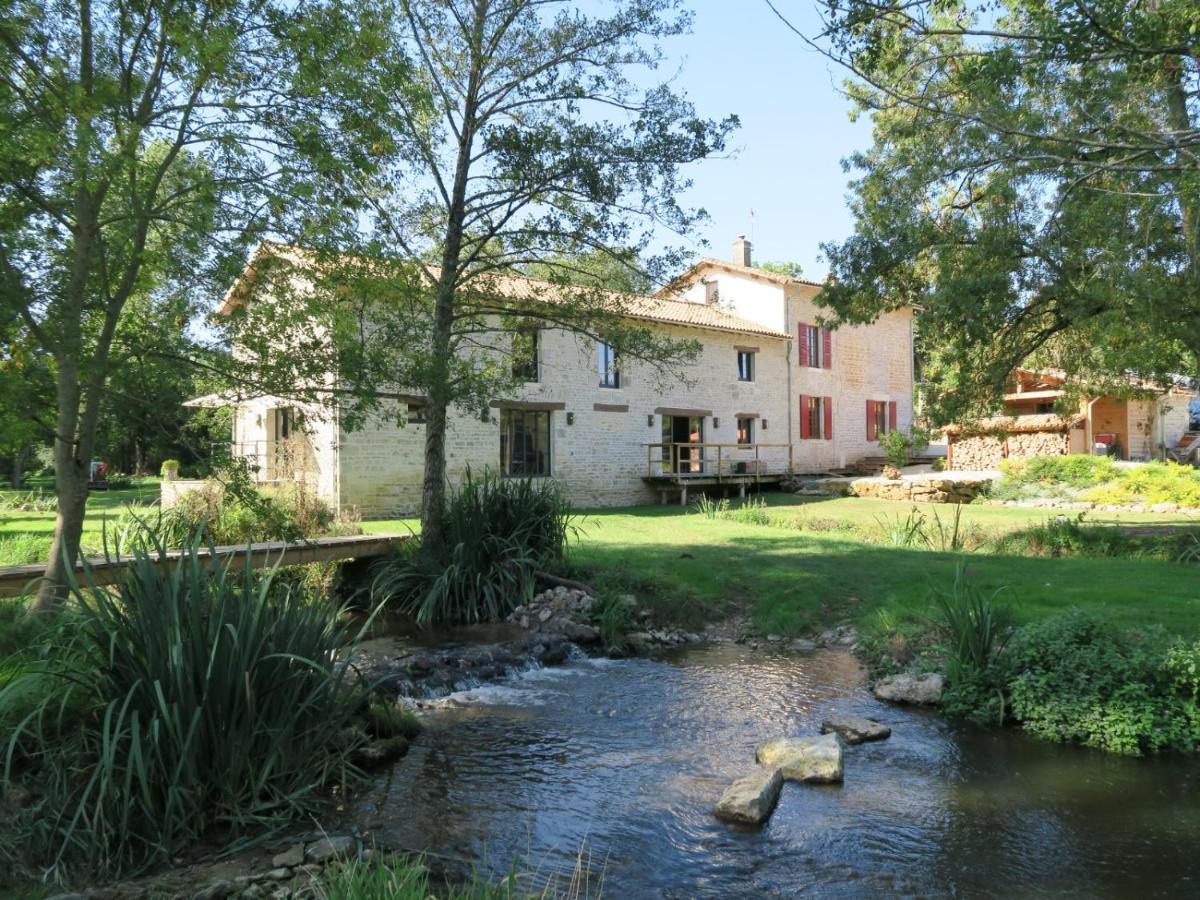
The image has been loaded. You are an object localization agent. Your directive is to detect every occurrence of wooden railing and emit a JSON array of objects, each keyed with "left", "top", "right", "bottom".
[
  {"left": 644, "top": 442, "right": 794, "bottom": 480},
  {"left": 0, "top": 534, "right": 410, "bottom": 600}
]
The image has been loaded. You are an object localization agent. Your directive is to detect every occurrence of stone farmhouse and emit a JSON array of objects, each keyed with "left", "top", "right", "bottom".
[
  {"left": 186, "top": 238, "right": 916, "bottom": 516},
  {"left": 943, "top": 367, "right": 1200, "bottom": 470}
]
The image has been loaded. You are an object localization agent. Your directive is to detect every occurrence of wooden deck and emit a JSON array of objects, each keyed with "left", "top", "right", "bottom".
[
  {"left": 0, "top": 534, "right": 410, "bottom": 599},
  {"left": 643, "top": 442, "right": 793, "bottom": 505}
]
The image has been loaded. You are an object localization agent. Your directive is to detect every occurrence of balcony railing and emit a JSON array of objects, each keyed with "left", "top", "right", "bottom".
[
  {"left": 226, "top": 440, "right": 316, "bottom": 483},
  {"left": 644, "top": 443, "right": 794, "bottom": 480}
]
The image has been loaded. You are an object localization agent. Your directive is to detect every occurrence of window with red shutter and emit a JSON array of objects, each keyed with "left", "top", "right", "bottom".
[
  {"left": 800, "top": 395, "right": 811, "bottom": 440},
  {"left": 888, "top": 401, "right": 898, "bottom": 432},
  {"left": 823, "top": 396, "right": 833, "bottom": 440},
  {"left": 822, "top": 328, "right": 832, "bottom": 369},
  {"left": 798, "top": 323, "right": 810, "bottom": 367},
  {"left": 866, "top": 400, "right": 876, "bottom": 441}
]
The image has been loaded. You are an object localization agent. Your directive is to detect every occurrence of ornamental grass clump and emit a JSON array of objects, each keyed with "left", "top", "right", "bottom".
[
  {"left": 372, "top": 469, "right": 576, "bottom": 625},
  {"left": 0, "top": 539, "right": 368, "bottom": 882},
  {"left": 933, "top": 566, "right": 1012, "bottom": 725}
]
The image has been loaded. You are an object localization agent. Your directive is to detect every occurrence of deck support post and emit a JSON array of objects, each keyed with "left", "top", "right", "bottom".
[{"left": 679, "top": 484, "right": 688, "bottom": 507}]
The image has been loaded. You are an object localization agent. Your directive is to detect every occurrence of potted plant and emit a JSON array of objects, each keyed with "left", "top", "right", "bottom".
[{"left": 160, "top": 459, "right": 181, "bottom": 481}]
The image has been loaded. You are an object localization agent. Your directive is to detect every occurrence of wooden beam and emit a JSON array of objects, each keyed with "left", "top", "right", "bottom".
[{"left": 0, "top": 534, "right": 411, "bottom": 600}]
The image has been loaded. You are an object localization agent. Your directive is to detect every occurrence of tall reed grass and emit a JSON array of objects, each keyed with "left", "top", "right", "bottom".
[
  {"left": 372, "top": 469, "right": 576, "bottom": 625},
  {"left": 0, "top": 539, "right": 369, "bottom": 882}
]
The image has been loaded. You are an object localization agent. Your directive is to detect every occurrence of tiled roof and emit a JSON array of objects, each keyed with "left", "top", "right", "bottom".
[
  {"left": 218, "top": 243, "right": 790, "bottom": 339},
  {"left": 658, "top": 258, "right": 825, "bottom": 296}
]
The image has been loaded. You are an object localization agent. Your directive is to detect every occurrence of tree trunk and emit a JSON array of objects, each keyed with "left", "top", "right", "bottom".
[
  {"left": 10, "top": 446, "right": 25, "bottom": 489},
  {"left": 30, "top": 359, "right": 89, "bottom": 614},
  {"left": 417, "top": 17, "right": 484, "bottom": 552}
]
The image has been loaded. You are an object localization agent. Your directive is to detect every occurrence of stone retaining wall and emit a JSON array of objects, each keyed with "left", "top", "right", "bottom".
[{"left": 850, "top": 476, "right": 991, "bottom": 504}]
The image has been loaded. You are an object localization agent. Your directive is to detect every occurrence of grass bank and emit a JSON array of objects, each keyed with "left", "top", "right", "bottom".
[{"left": 361, "top": 492, "right": 1199, "bottom": 637}]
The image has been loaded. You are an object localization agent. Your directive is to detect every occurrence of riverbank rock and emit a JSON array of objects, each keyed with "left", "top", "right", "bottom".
[
  {"left": 787, "top": 638, "right": 818, "bottom": 652},
  {"left": 507, "top": 586, "right": 595, "bottom": 637},
  {"left": 818, "top": 624, "right": 859, "bottom": 650},
  {"left": 714, "top": 768, "right": 784, "bottom": 825},
  {"left": 873, "top": 673, "right": 944, "bottom": 705},
  {"left": 304, "top": 835, "right": 354, "bottom": 863},
  {"left": 350, "top": 736, "right": 410, "bottom": 769},
  {"left": 755, "top": 734, "right": 843, "bottom": 784},
  {"left": 354, "top": 633, "right": 575, "bottom": 700},
  {"left": 272, "top": 845, "right": 305, "bottom": 868},
  {"left": 820, "top": 715, "right": 891, "bottom": 744}
]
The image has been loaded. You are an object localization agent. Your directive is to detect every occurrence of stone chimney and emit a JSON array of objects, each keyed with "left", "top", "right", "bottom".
[{"left": 732, "top": 235, "right": 752, "bottom": 267}]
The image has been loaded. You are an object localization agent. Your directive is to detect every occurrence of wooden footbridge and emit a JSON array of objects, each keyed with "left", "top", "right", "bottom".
[{"left": 0, "top": 533, "right": 410, "bottom": 599}]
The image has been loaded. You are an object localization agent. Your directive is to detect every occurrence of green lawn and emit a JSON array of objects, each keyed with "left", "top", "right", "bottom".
[
  {"left": 6, "top": 487, "right": 1198, "bottom": 639},
  {"left": 367, "top": 493, "right": 1200, "bottom": 637},
  {"left": 0, "top": 478, "right": 161, "bottom": 564}
]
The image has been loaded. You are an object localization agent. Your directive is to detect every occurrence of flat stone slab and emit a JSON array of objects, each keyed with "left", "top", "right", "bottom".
[
  {"left": 714, "top": 767, "right": 783, "bottom": 825},
  {"left": 820, "top": 715, "right": 891, "bottom": 744},
  {"left": 873, "top": 673, "right": 944, "bottom": 705},
  {"left": 755, "top": 733, "right": 843, "bottom": 784}
]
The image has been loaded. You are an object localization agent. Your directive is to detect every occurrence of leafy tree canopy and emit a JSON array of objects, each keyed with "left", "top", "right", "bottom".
[{"left": 802, "top": 0, "right": 1200, "bottom": 423}]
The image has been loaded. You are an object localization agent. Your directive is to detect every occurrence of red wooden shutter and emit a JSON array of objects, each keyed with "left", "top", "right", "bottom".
[
  {"left": 866, "top": 400, "right": 876, "bottom": 441},
  {"left": 822, "top": 328, "right": 832, "bottom": 369},
  {"left": 888, "top": 401, "right": 898, "bottom": 432},
  {"left": 798, "top": 324, "right": 810, "bottom": 367},
  {"left": 800, "top": 395, "right": 811, "bottom": 440},
  {"left": 823, "top": 396, "right": 833, "bottom": 440}
]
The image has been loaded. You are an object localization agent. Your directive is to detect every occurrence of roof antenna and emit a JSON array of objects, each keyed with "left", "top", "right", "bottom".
[{"left": 749, "top": 207, "right": 755, "bottom": 243}]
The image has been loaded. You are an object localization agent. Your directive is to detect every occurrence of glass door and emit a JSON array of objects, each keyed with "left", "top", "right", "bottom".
[{"left": 661, "top": 415, "right": 704, "bottom": 474}]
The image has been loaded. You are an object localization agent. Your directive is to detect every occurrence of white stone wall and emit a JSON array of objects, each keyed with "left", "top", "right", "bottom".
[
  {"left": 228, "top": 262, "right": 918, "bottom": 515},
  {"left": 1157, "top": 394, "right": 1196, "bottom": 455},
  {"left": 334, "top": 322, "right": 793, "bottom": 516},
  {"left": 678, "top": 271, "right": 788, "bottom": 333},
  {"left": 785, "top": 285, "right": 915, "bottom": 472}
]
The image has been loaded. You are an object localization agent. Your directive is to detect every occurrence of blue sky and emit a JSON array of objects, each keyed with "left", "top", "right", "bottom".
[{"left": 657, "top": 1, "right": 872, "bottom": 279}]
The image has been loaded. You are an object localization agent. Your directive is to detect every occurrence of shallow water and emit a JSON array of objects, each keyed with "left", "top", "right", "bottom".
[{"left": 356, "top": 644, "right": 1199, "bottom": 898}]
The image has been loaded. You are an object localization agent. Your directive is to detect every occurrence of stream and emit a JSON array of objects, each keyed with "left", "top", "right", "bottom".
[{"left": 354, "top": 642, "right": 1199, "bottom": 898}]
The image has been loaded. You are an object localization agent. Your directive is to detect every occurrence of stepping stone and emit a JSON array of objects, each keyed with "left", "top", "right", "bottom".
[
  {"left": 820, "top": 715, "right": 891, "bottom": 744},
  {"left": 714, "top": 768, "right": 783, "bottom": 825},
  {"left": 755, "top": 733, "right": 843, "bottom": 784}
]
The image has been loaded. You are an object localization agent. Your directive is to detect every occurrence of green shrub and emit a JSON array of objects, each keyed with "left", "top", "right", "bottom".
[
  {"left": 991, "top": 514, "right": 1133, "bottom": 558},
  {"left": 1000, "top": 455, "right": 1118, "bottom": 488},
  {"left": 879, "top": 430, "right": 914, "bottom": 468},
  {"left": 0, "top": 490, "right": 57, "bottom": 512},
  {"left": 991, "top": 515, "right": 1193, "bottom": 560},
  {"left": 314, "top": 854, "right": 521, "bottom": 900},
  {"left": 104, "top": 473, "right": 132, "bottom": 489},
  {"left": 1084, "top": 460, "right": 1200, "bottom": 507},
  {"left": 731, "top": 496, "right": 771, "bottom": 526},
  {"left": 364, "top": 696, "right": 422, "bottom": 740},
  {"left": 0, "top": 541, "right": 369, "bottom": 880},
  {"left": 1003, "top": 611, "right": 1200, "bottom": 755},
  {"left": 371, "top": 470, "right": 575, "bottom": 625}
]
